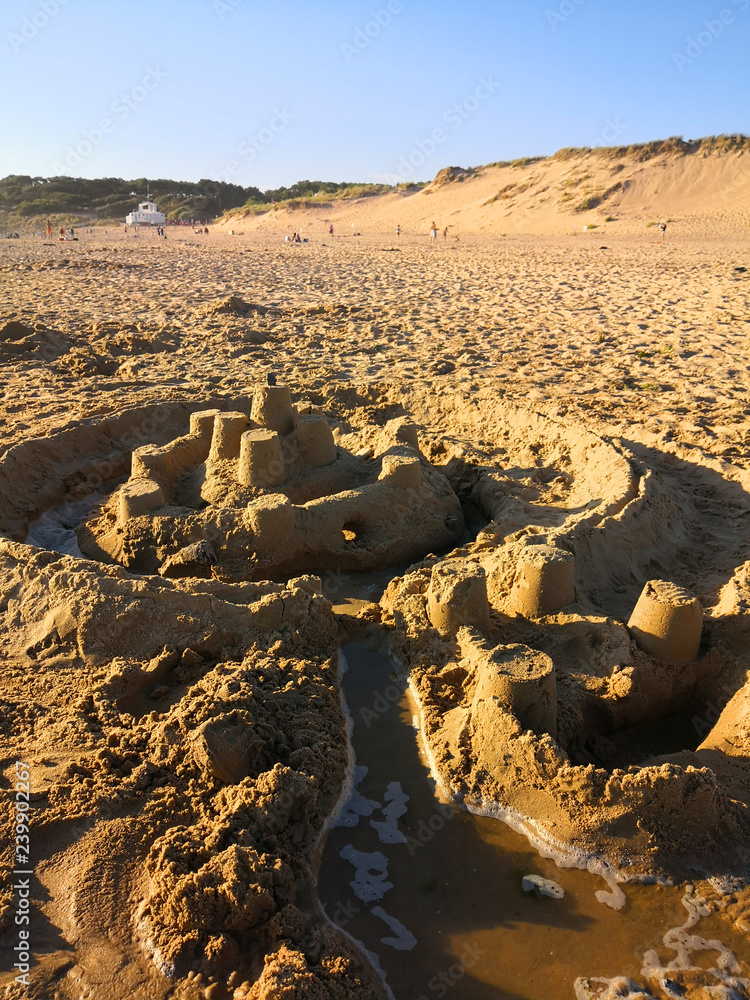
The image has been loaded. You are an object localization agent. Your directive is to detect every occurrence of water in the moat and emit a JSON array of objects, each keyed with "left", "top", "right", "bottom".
[{"left": 317, "top": 638, "right": 750, "bottom": 1000}]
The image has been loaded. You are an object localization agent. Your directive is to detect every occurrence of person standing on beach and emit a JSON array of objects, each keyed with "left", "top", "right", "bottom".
[
  {"left": 396, "top": 224, "right": 401, "bottom": 240},
  {"left": 45, "top": 220, "right": 52, "bottom": 239},
  {"left": 659, "top": 222, "right": 667, "bottom": 242},
  {"left": 430, "top": 222, "right": 437, "bottom": 242},
  {"left": 329, "top": 224, "right": 334, "bottom": 236},
  {"left": 443, "top": 227, "right": 448, "bottom": 241}
]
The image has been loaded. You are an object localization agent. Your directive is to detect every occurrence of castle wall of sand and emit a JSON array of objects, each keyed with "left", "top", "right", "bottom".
[
  {"left": 0, "top": 399, "right": 252, "bottom": 541},
  {"left": 66, "top": 396, "right": 463, "bottom": 580}
]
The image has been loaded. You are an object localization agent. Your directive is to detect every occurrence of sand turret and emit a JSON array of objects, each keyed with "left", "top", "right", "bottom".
[
  {"left": 189, "top": 408, "right": 220, "bottom": 441},
  {"left": 509, "top": 544, "right": 575, "bottom": 618},
  {"left": 209, "top": 412, "right": 248, "bottom": 461},
  {"left": 426, "top": 560, "right": 490, "bottom": 635},
  {"left": 251, "top": 385, "right": 294, "bottom": 435},
  {"left": 627, "top": 579, "right": 703, "bottom": 665},
  {"left": 238, "top": 429, "right": 284, "bottom": 487},
  {"left": 470, "top": 641, "right": 557, "bottom": 737},
  {"left": 245, "top": 493, "right": 295, "bottom": 544},
  {"left": 118, "top": 479, "right": 164, "bottom": 525},
  {"left": 296, "top": 415, "right": 337, "bottom": 467},
  {"left": 379, "top": 453, "right": 422, "bottom": 489}
]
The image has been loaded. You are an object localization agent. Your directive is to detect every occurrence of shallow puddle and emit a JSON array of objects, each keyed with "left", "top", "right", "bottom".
[{"left": 318, "top": 641, "right": 750, "bottom": 1000}]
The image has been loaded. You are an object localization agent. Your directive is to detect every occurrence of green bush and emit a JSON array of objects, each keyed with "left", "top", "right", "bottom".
[{"left": 575, "top": 196, "right": 601, "bottom": 212}]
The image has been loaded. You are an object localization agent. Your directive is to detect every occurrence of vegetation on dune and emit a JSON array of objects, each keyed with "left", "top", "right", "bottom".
[
  {"left": 553, "top": 133, "right": 750, "bottom": 162},
  {"left": 1, "top": 134, "right": 746, "bottom": 225},
  {"left": 255, "top": 179, "right": 392, "bottom": 204},
  {"left": 485, "top": 156, "right": 546, "bottom": 169},
  {"left": 575, "top": 196, "right": 601, "bottom": 212},
  {"left": 239, "top": 180, "right": 396, "bottom": 214}
]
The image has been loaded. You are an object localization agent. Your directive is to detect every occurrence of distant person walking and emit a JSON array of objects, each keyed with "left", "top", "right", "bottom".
[
  {"left": 430, "top": 222, "right": 437, "bottom": 242},
  {"left": 659, "top": 222, "right": 667, "bottom": 242},
  {"left": 442, "top": 227, "right": 448, "bottom": 241},
  {"left": 329, "top": 224, "right": 334, "bottom": 236},
  {"left": 45, "top": 220, "right": 52, "bottom": 239},
  {"left": 396, "top": 224, "right": 401, "bottom": 240}
]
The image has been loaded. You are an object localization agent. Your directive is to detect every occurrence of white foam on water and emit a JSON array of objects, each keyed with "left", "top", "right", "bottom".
[
  {"left": 406, "top": 673, "right": 630, "bottom": 910},
  {"left": 339, "top": 845, "right": 393, "bottom": 903},
  {"left": 317, "top": 647, "right": 398, "bottom": 1000},
  {"left": 314, "top": 896, "right": 397, "bottom": 1000},
  {"left": 640, "top": 888, "right": 750, "bottom": 992},
  {"left": 335, "top": 765, "right": 382, "bottom": 829},
  {"left": 317, "top": 649, "right": 357, "bottom": 845},
  {"left": 370, "top": 781, "right": 409, "bottom": 845},
  {"left": 522, "top": 874, "right": 565, "bottom": 898},
  {"left": 371, "top": 905, "right": 417, "bottom": 951},
  {"left": 573, "top": 888, "right": 750, "bottom": 998}
]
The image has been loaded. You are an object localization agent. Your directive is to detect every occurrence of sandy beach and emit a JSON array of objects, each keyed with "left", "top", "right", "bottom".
[{"left": 1, "top": 189, "right": 750, "bottom": 1000}]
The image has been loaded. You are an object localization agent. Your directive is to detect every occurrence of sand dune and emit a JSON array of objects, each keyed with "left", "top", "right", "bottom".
[{"left": 216, "top": 140, "right": 750, "bottom": 239}]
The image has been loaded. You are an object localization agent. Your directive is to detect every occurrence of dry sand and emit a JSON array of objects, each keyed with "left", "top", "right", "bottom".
[
  {"left": 216, "top": 142, "right": 750, "bottom": 239},
  {"left": 1, "top": 152, "right": 750, "bottom": 1000}
]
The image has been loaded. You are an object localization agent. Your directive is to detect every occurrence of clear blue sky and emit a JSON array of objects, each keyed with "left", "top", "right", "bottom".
[{"left": 1, "top": 0, "right": 749, "bottom": 189}]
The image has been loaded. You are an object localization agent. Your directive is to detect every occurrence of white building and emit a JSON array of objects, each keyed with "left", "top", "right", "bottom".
[{"left": 125, "top": 200, "right": 166, "bottom": 226}]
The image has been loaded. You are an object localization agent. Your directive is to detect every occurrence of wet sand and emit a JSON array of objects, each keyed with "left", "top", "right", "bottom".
[{"left": 319, "top": 635, "right": 750, "bottom": 999}]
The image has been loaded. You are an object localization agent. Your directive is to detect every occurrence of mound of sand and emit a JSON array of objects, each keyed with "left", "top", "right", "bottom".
[
  {"left": 215, "top": 140, "right": 750, "bottom": 238},
  {"left": 0, "top": 539, "right": 383, "bottom": 998}
]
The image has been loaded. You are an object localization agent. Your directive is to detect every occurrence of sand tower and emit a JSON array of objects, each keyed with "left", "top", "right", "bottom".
[
  {"left": 627, "top": 579, "right": 703, "bottom": 665},
  {"left": 251, "top": 385, "right": 294, "bottom": 435},
  {"left": 118, "top": 480, "right": 164, "bottom": 525},
  {"left": 209, "top": 412, "right": 248, "bottom": 461},
  {"left": 380, "top": 454, "right": 422, "bottom": 489},
  {"left": 426, "top": 560, "right": 491, "bottom": 635},
  {"left": 296, "top": 415, "right": 337, "bottom": 467},
  {"left": 509, "top": 544, "right": 575, "bottom": 618},
  {"left": 238, "top": 429, "right": 284, "bottom": 487},
  {"left": 471, "top": 642, "right": 557, "bottom": 737}
]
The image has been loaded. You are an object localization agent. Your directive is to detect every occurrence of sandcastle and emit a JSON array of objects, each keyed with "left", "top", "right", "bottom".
[
  {"left": 1, "top": 381, "right": 748, "bottom": 891},
  {"left": 426, "top": 559, "right": 491, "bottom": 635},
  {"left": 383, "top": 528, "right": 750, "bottom": 873},
  {"left": 460, "top": 630, "right": 558, "bottom": 737},
  {"left": 508, "top": 543, "right": 575, "bottom": 618},
  {"left": 76, "top": 383, "right": 465, "bottom": 580}
]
